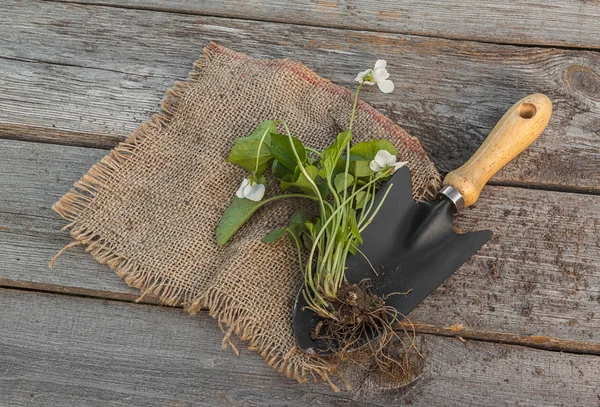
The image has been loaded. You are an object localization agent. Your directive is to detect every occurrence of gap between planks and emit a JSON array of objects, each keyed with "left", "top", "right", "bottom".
[
  {"left": 2, "top": 282, "right": 599, "bottom": 358},
  {"left": 0, "top": 123, "right": 123, "bottom": 150},
  {"left": 1, "top": 122, "right": 596, "bottom": 197}
]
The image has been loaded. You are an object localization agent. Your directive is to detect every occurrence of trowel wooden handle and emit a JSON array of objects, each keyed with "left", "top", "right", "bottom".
[{"left": 443, "top": 93, "right": 552, "bottom": 207}]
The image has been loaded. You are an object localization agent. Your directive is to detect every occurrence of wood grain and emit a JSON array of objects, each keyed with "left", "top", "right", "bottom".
[
  {"left": 1, "top": 138, "right": 599, "bottom": 349},
  {"left": 1, "top": 1, "right": 600, "bottom": 191},
  {"left": 0, "top": 139, "right": 142, "bottom": 299},
  {"left": 46, "top": 0, "right": 600, "bottom": 50},
  {"left": 1, "top": 288, "right": 599, "bottom": 407}
]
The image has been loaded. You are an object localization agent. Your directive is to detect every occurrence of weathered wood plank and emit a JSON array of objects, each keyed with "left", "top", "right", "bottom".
[
  {"left": 413, "top": 186, "right": 600, "bottom": 345},
  {"left": 47, "top": 0, "right": 600, "bottom": 50},
  {"left": 0, "top": 56, "right": 166, "bottom": 138},
  {"left": 1, "top": 138, "right": 599, "bottom": 349},
  {"left": 1, "top": 1, "right": 600, "bottom": 191},
  {"left": 0, "top": 139, "right": 144, "bottom": 300},
  {"left": 0, "top": 288, "right": 362, "bottom": 407},
  {"left": 1, "top": 288, "right": 599, "bottom": 407}
]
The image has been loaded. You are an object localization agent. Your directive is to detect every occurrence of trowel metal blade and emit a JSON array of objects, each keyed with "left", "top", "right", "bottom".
[{"left": 293, "top": 167, "right": 492, "bottom": 354}]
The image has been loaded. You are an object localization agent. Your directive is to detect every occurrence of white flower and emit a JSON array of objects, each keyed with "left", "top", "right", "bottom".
[
  {"left": 354, "top": 60, "right": 394, "bottom": 93},
  {"left": 369, "top": 149, "right": 408, "bottom": 173},
  {"left": 236, "top": 178, "right": 265, "bottom": 202}
]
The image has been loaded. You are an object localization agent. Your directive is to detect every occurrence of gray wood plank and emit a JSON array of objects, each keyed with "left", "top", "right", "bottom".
[
  {"left": 1, "top": 1, "right": 600, "bottom": 191},
  {"left": 0, "top": 139, "right": 141, "bottom": 299},
  {"left": 0, "top": 56, "right": 167, "bottom": 138},
  {"left": 0, "top": 288, "right": 367, "bottom": 407},
  {"left": 1, "top": 288, "right": 599, "bottom": 407},
  {"left": 47, "top": 0, "right": 600, "bottom": 50},
  {"left": 1, "top": 138, "right": 600, "bottom": 349}
]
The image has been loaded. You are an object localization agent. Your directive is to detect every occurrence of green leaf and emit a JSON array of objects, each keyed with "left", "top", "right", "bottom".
[
  {"left": 285, "top": 208, "right": 317, "bottom": 251},
  {"left": 348, "top": 209, "right": 363, "bottom": 244},
  {"left": 256, "top": 175, "right": 267, "bottom": 186},
  {"left": 262, "top": 227, "right": 288, "bottom": 244},
  {"left": 289, "top": 207, "right": 313, "bottom": 229},
  {"left": 262, "top": 209, "right": 315, "bottom": 246},
  {"left": 305, "top": 218, "right": 321, "bottom": 236},
  {"left": 216, "top": 197, "right": 265, "bottom": 246},
  {"left": 270, "top": 133, "right": 307, "bottom": 170},
  {"left": 350, "top": 139, "right": 398, "bottom": 160},
  {"left": 227, "top": 120, "right": 275, "bottom": 175},
  {"left": 272, "top": 159, "right": 295, "bottom": 181},
  {"left": 316, "top": 179, "right": 330, "bottom": 199},
  {"left": 334, "top": 227, "right": 346, "bottom": 248},
  {"left": 302, "top": 233, "right": 314, "bottom": 251},
  {"left": 352, "top": 161, "right": 374, "bottom": 178},
  {"left": 280, "top": 165, "right": 319, "bottom": 196},
  {"left": 321, "top": 130, "right": 352, "bottom": 179},
  {"left": 355, "top": 190, "right": 368, "bottom": 209},
  {"left": 334, "top": 173, "right": 354, "bottom": 193}
]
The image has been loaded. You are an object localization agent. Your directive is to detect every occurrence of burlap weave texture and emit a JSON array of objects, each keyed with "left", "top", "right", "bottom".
[{"left": 53, "top": 43, "right": 441, "bottom": 382}]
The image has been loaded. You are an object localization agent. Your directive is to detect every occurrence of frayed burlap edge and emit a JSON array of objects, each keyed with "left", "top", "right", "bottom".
[
  {"left": 193, "top": 287, "right": 339, "bottom": 387},
  {"left": 51, "top": 42, "right": 440, "bottom": 386},
  {"left": 51, "top": 46, "right": 213, "bottom": 306}
]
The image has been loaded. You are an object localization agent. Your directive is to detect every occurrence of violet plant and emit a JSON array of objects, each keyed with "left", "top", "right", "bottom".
[{"left": 216, "top": 60, "right": 406, "bottom": 319}]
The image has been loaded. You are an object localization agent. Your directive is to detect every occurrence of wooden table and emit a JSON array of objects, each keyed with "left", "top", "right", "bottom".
[{"left": 1, "top": 1, "right": 599, "bottom": 406}]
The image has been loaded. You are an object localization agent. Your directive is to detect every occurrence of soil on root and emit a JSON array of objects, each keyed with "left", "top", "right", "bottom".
[{"left": 312, "top": 281, "right": 423, "bottom": 382}]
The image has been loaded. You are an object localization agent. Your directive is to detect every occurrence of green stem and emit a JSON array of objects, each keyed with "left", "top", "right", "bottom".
[
  {"left": 306, "top": 174, "right": 384, "bottom": 293},
  {"left": 254, "top": 122, "right": 275, "bottom": 175},
  {"left": 288, "top": 231, "right": 305, "bottom": 277},
  {"left": 305, "top": 147, "right": 321, "bottom": 156},
  {"left": 348, "top": 82, "right": 363, "bottom": 132},
  {"left": 325, "top": 82, "right": 363, "bottom": 295},
  {"left": 333, "top": 239, "right": 354, "bottom": 288},
  {"left": 357, "top": 176, "right": 374, "bottom": 226},
  {"left": 321, "top": 84, "right": 364, "bottom": 282},
  {"left": 358, "top": 167, "right": 394, "bottom": 228},
  {"left": 262, "top": 193, "right": 332, "bottom": 212},
  {"left": 277, "top": 120, "right": 327, "bottom": 220},
  {"left": 359, "top": 182, "right": 394, "bottom": 233}
]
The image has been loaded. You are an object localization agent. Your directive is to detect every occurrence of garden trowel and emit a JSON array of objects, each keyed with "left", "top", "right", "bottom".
[{"left": 294, "top": 94, "right": 553, "bottom": 354}]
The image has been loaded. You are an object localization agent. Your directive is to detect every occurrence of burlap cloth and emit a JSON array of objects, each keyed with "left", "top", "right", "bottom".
[{"left": 52, "top": 43, "right": 441, "bottom": 384}]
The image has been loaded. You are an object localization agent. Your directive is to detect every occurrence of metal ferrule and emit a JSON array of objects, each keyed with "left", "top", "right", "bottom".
[{"left": 438, "top": 185, "right": 465, "bottom": 212}]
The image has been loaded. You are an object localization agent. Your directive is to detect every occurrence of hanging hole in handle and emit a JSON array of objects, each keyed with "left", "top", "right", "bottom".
[{"left": 518, "top": 103, "right": 537, "bottom": 119}]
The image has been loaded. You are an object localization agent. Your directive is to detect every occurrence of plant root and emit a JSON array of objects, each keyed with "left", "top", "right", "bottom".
[{"left": 312, "top": 280, "right": 423, "bottom": 382}]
